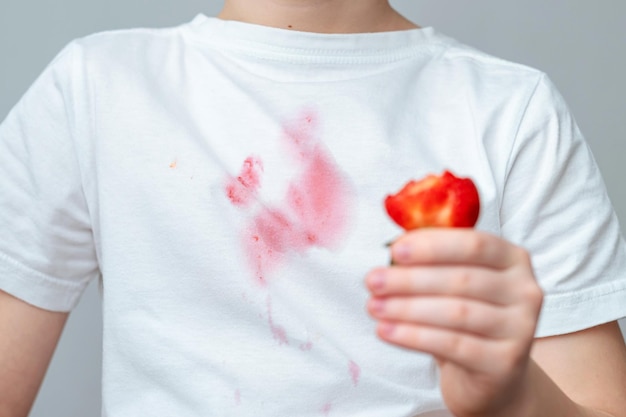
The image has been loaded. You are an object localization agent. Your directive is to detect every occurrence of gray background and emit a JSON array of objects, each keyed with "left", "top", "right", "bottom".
[{"left": 0, "top": 1, "right": 624, "bottom": 415}]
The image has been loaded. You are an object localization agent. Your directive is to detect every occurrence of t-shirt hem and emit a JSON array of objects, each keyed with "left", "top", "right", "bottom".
[
  {"left": 0, "top": 250, "right": 92, "bottom": 312},
  {"left": 535, "top": 279, "right": 626, "bottom": 338}
]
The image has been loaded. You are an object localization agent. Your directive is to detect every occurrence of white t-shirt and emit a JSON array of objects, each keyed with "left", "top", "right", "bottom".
[{"left": 1, "top": 14, "right": 626, "bottom": 417}]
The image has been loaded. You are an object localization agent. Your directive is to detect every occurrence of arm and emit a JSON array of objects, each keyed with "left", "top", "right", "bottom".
[
  {"left": 529, "top": 321, "right": 626, "bottom": 417},
  {"left": 0, "top": 290, "right": 68, "bottom": 417},
  {"left": 366, "top": 229, "right": 626, "bottom": 417}
]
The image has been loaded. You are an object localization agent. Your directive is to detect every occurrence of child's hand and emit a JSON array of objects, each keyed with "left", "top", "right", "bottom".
[{"left": 366, "top": 229, "right": 543, "bottom": 417}]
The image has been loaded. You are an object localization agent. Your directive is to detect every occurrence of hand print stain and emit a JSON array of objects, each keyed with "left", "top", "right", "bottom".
[{"left": 224, "top": 110, "right": 354, "bottom": 284}]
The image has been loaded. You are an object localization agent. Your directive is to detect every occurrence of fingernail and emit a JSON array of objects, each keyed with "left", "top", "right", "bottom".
[
  {"left": 379, "top": 322, "right": 396, "bottom": 338},
  {"left": 393, "top": 243, "right": 411, "bottom": 262},
  {"left": 369, "top": 271, "right": 386, "bottom": 291},
  {"left": 369, "top": 298, "right": 385, "bottom": 314}
]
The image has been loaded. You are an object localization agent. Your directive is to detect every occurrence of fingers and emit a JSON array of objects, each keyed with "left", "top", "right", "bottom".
[
  {"left": 366, "top": 266, "right": 517, "bottom": 305},
  {"left": 390, "top": 229, "right": 530, "bottom": 270},
  {"left": 366, "top": 275, "right": 542, "bottom": 358},
  {"left": 365, "top": 230, "right": 543, "bottom": 375},
  {"left": 375, "top": 322, "right": 528, "bottom": 375},
  {"left": 364, "top": 263, "right": 543, "bottom": 345},
  {"left": 368, "top": 296, "right": 510, "bottom": 338}
]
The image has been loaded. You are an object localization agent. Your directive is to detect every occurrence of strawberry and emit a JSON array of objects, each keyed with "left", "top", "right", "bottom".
[{"left": 384, "top": 171, "right": 480, "bottom": 230}]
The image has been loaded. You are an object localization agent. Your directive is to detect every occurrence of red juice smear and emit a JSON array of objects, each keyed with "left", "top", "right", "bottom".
[
  {"left": 226, "top": 109, "right": 354, "bottom": 283},
  {"left": 253, "top": 209, "right": 294, "bottom": 252},
  {"left": 225, "top": 156, "right": 263, "bottom": 207},
  {"left": 348, "top": 360, "right": 361, "bottom": 387},
  {"left": 283, "top": 109, "right": 318, "bottom": 158},
  {"left": 299, "top": 340, "right": 313, "bottom": 351},
  {"left": 286, "top": 147, "right": 351, "bottom": 249},
  {"left": 245, "top": 215, "right": 288, "bottom": 285},
  {"left": 242, "top": 110, "right": 352, "bottom": 281},
  {"left": 266, "top": 296, "right": 289, "bottom": 345}
]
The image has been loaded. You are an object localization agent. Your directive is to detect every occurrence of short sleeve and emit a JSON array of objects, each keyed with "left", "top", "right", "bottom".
[
  {"left": 500, "top": 74, "right": 626, "bottom": 337},
  {"left": 0, "top": 42, "right": 99, "bottom": 312}
]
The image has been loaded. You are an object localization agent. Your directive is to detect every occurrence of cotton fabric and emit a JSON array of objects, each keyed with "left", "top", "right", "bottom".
[{"left": 1, "top": 15, "right": 625, "bottom": 417}]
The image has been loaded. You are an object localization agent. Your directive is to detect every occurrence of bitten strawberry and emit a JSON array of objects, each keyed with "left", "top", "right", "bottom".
[{"left": 384, "top": 171, "right": 480, "bottom": 230}]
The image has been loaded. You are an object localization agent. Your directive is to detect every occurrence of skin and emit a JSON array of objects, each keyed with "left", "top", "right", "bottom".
[
  {"left": 216, "top": 1, "right": 626, "bottom": 414},
  {"left": 218, "top": 0, "right": 419, "bottom": 33},
  {"left": 366, "top": 229, "right": 626, "bottom": 417},
  {"left": 1, "top": 1, "right": 625, "bottom": 416},
  {"left": 0, "top": 290, "right": 68, "bottom": 417}
]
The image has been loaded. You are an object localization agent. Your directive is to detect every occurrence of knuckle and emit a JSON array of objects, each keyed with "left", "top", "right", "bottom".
[
  {"left": 465, "top": 233, "right": 486, "bottom": 258},
  {"left": 513, "top": 306, "right": 538, "bottom": 337},
  {"left": 450, "top": 302, "right": 471, "bottom": 329},
  {"left": 532, "top": 286, "right": 544, "bottom": 309},
  {"left": 522, "top": 315, "right": 539, "bottom": 338},
  {"left": 420, "top": 239, "right": 438, "bottom": 263},
  {"left": 451, "top": 270, "right": 472, "bottom": 294},
  {"left": 407, "top": 269, "right": 425, "bottom": 292},
  {"left": 499, "top": 342, "right": 528, "bottom": 374},
  {"left": 514, "top": 247, "right": 533, "bottom": 269},
  {"left": 399, "top": 324, "right": 422, "bottom": 349},
  {"left": 521, "top": 282, "right": 544, "bottom": 310},
  {"left": 480, "top": 314, "right": 500, "bottom": 335},
  {"left": 448, "top": 334, "right": 481, "bottom": 365},
  {"left": 446, "top": 333, "right": 465, "bottom": 357}
]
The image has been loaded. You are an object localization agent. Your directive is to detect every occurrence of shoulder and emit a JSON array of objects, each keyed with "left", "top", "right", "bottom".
[
  {"left": 65, "top": 21, "right": 193, "bottom": 72},
  {"left": 414, "top": 30, "right": 571, "bottom": 137},
  {"left": 426, "top": 30, "right": 546, "bottom": 101},
  {"left": 45, "top": 19, "right": 205, "bottom": 94}
]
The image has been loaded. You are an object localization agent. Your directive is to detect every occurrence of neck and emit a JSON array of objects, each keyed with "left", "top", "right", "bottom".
[{"left": 217, "top": 0, "right": 419, "bottom": 34}]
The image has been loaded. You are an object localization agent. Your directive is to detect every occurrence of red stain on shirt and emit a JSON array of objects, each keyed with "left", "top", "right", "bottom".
[
  {"left": 267, "top": 296, "right": 289, "bottom": 345},
  {"left": 224, "top": 109, "right": 353, "bottom": 345},
  {"left": 299, "top": 340, "right": 313, "bottom": 351},
  {"left": 245, "top": 211, "right": 289, "bottom": 285},
  {"left": 242, "top": 110, "right": 353, "bottom": 281},
  {"left": 348, "top": 360, "right": 361, "bottom": 386},
  {"left": 322, "top": 402, "right": 332, "bottom": 415},
  {"left": 253, "top": 209, "right": 294, "bottom": 252},
  {"left": 286, "top": 148, "right": 351, "bottom": 249},
  {"left": 225, "top": 156, "right": 263, "bottom": 207},
  {"left": 283, "top": 110, "right": 318, "bottom": 158}
]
